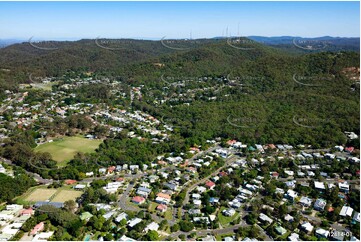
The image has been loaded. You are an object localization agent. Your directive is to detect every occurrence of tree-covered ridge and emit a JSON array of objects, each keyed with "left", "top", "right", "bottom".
[{"left": 0, "top": 38, "right": 359, "bottom": 180}]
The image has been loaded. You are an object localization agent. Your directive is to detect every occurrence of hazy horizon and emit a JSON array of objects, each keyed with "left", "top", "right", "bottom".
[{"left": 0, "top": 2, "right": 359, "bottom": 39}]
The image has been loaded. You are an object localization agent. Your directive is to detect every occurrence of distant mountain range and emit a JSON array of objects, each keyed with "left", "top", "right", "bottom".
[
  {"left": 0, "top": 35, "right": 359, "bottom": 146},
  {"left": 0, "top": 36, "right": 358, "bottom": 88},
  {"left": 1, "top": 36, "right": 359, "bottom": 50}
]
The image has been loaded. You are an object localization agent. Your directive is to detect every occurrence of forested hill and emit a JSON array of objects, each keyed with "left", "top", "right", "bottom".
[
  {"left": 0, "top": 37, "right": 359, "bottom": 83},
  {"left": 0, "top": 37, "right": 359, "bottom": 147}
]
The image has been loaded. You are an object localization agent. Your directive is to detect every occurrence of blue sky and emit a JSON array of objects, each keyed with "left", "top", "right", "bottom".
[{"left": 0, "top": 1, "right": 359, "bottom": 40}]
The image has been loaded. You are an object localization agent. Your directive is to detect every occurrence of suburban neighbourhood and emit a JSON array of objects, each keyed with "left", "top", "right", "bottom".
[{"left": 0, "top": 77, "right": 360, "bottom": 241}]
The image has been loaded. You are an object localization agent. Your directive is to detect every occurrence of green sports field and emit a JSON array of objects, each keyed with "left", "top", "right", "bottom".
[{"left": 34, "top": 136, "right": 102, "bottom": 164}]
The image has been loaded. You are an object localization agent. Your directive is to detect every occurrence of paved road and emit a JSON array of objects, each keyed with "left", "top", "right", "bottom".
[
  {"left": 278, "top": 177, "right": 360, "bottom": 185},
  {"left": 117, "top": 172, "right": 178, "bottom": 226},
  {"left": 0, "top": 157, "right": 53, "bottom": 184},
  {"left": 169, "top": 222, "right": 273, "bottom": 240},
  {"left": 182, "top": 154, "right": 239, "bottom": 207},
  {"left": 118, "top": 174, "right": 143, "bottom": 212}
]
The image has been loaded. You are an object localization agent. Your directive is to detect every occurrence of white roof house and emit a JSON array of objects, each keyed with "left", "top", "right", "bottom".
[
  {"left": 299, "top": 196, "right": 313, "bottom": 207},
  {"left": 340, "top": 206, "right": 354, "bottom": 217},
  {"left": 284, "top": 170, "right": 294, "bottom": 176},
  {"left": 127, "top": 218, "right": 142, "bottom": 227},
  {"left": 353, "top": 212, "right": 360, "bottom": 222},
  {"left": 192, "top": 193, "right": 201, "bottom": 199},
  {"left": 115, "top": 212, "right": 128, "bottom": 223},
  {"left": 222, "top": 208, "right": 236, "bottom": 217},
  {"left": 315, "top": 228, "right": 330, "bottom": 238},
  {"left": 286, "top": 190, "right": 298, "bottom": 201},
  {"left": 193, "top": 199, "right": 202, "bottom": 206},
  {"left": 74, "top": 184, "right": 86, "bottom": 189},
  {"left": 32, "top": 231, "right": 54, "bottom": 241},
  {"left": 314, "top": 181, "right": 326, "bottom": 190},
  {"left": 301, "top": 222, "right": 314, "bottom": 233},
  {"left": 288, "top": 233, "right": 300, "bottom": 241},
  {"left": 144, "top": 222, "right": 159, "bottom": 232},
  {"left": 339, "top": 182, "right": 350, "bottom": 192},
  {"left": 259, "top": 213, "right": 273, "bottom": 224},
  {"left": 284, "top": 214, "right": 294, "bottom": 222}
]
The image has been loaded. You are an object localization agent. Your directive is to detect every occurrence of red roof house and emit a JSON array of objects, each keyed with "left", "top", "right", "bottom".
[
  {"left": 107, "top": 166, "right": 116, "bottom": 174},
  {"left": 132, "top": 196, "right": 145, "bottom": 204},
  {"left": 205, "top": 181, "right": 216, "bottom": 190},
  {"left": 116, "top": 177, "right": 125, "bottom": 182},
  {"left": 30, "top": 222, "right": 44, "bottom": 235},
  {"left": 20, "top": 208, "right": 34, "bottom": 216},
  {"left": 227, "top": 140, "right": 237, "bottom": 145},
  {"left": 65, "top": 179, "right": 77, "bottom": 185},
  {"left": 156, "top": 204, "right": 168, "bottom": 212},
  {"left": 219, "top": 171, "right": 228, "bottom": 177},
  {"left": 271, "top": 172, "right": 279, "bottom": 178}
]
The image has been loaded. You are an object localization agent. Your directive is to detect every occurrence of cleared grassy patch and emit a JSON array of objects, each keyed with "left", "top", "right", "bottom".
[
  {"left": 34, "top": 136, "right": 102, "bottom": 163},
  {"left": 22, "top": 186, "right": 83, "bottom": 203},
  {"left": 24, "top": 188, "right": 57, "bottom": 202},
  {"left": 148, "top": 202, "right": 158, "bottom": 212},
  {"left": 215, "top": 233, "right": 234, "bottom": 241},
  {"left": 217, "top": 206, "right": 239, "bottom": 226},
  {"left": 51, "top": 190, "right": 83, "bottom": 203},
  {"left": 164, "top": 209, "right": 173, "bottom": 220}
]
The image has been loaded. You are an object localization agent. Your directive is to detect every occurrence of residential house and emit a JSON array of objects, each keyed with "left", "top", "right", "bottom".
[
  {"left": 300, "top": 221, "right": 314, "bottom": 233},
  {"left": 30, "top": 222, "right": 44, "bottom": 235},
  {"left": 132, "top": 196, "right": 145, "bottom": 205},
  {"left": 339, "top": 206, "right": 354, "bottom": 217},
  {"left": 107, "top": 166, "right": 116, "bottom": 174},
  {"left": 353, "top": 212, "right": 360, "bottom": 223},
  {"left": 299, "top": 196, "right": 313, "bottom": 207},
  {"left": 275, "top": 226, "right": 287, "bottom": 235},
  {"left": 315, "top": 228, "right": 329, "bottom": 238},
  {"left": 144, "top": 222, "right": 159, "bottom": 232},
  {"left": 286, "top": 190, "right": 298, "bottom": 202},
  {"left": 156, "top": 204, "right": 167, "bottom": 212},
  {"left": 259, "top": 213, "right": 273, "bottom": 224},
  {"left": 128, "top": 218, "right": 142, "bottom": 228},
  {"left": 103, "top": 182, "right": 122, "bottom": 194},
  {"left": 285, "top": 180, "right": 296, "bottom": 189},
  {"left": 164, "top": 182, "right": 178, "bottom": 191},
  {"left": 222, "top": 208, "right": 236, "bottom": 217},
  {"left": 209, "top": 197, "right": 219, "bottom": 204},
  {"left": 137, "top": 187, "right": 152, "bottom": 197},
  {"left": 314, "top": 181, "right": 326, "bottom": 191},
  {"left": 314, "top": 198, "right": 327, "bottom": 211},
  {"left": 196, "top": 186, "right": 207, "bottom": 193},
  {"left": 193, "top": 199, "right": 202, "bottom": 207},
  {"left": 188, "top": 209, "right": 202, "bottom": 215},
  {"left": 20, "top": 208, "right": 34, "bottom": 216},
  {"left": 288, "top": 233, "right": 300, "bottom": 241},
  {"left": 205, "top": 181, "right": 216, "bottom": 190},
  {"left": 32, "top": 232, "right": 54, "bottom": 241},
  {"left": 284, "top": 214, "right": 294, "bottom": 222},
  {"left": 115, "top": 212, "right": 128, "bottom": 223},
  {"left": 80, "top": 212, "right": 93, "bottom": 221},
  {"left": 155, "top": 193, "right": 171, "bottom": 204},
  {"left": 339, "top": 181, "right": 350, "bottom": 193}
]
